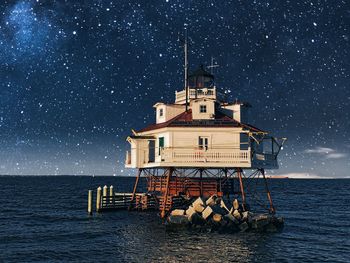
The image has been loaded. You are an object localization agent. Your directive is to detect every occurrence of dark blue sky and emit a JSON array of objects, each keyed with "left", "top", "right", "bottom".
[{"left": 0, "top": 0, "right": 349, "bottom": 177}]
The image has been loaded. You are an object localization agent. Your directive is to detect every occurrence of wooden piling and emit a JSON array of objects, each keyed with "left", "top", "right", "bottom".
[
  {"left": 109, "top": 185, "right": 114, "bottom": 203},
  {"left": 96, "top": 186, "right": 102, "bottom": 212},
  {"left": 103, "top": 185, "right": 108, "bottom": 197},
  {"left": 88, "top": 190, "right": 92, "bottom": 215}
]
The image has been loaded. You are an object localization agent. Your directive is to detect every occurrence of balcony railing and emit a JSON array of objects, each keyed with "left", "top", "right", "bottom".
[
  {"left": 175, "top": 87, "right": 225, "bottom": 103},
  {"left": 252, "top": 152, "right": 278, "bottom": 168},
  {"left": 160, "top": 147, "right": 251, "bottom": 165},
  {"left": 125, "top": 147, "right": 279, "bottom": 168}
]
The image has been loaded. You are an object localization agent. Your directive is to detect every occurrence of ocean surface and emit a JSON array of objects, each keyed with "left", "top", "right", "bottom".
[{"left": 0, "top": 176, "right": 349, "bottom": 263}]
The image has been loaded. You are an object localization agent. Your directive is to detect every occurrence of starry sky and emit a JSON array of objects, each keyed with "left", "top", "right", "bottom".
[{"left": 0, "top": 0, "right": 349, "bottom": 177}]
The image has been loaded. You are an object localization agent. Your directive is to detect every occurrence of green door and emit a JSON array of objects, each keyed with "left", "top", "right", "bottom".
[{"left": 158, "top": 137, "right": 164, "bottom": 155}]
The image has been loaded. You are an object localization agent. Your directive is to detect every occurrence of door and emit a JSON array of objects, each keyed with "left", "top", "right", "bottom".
[
  {"left": 148, "top": 140, "right": 155, "bottom": 162},
  {"left": 198, "top": 136, "right": 209, "bottom": 150},
  {"left": 158, "top": 137, "right": 164, "bottom": 155}
]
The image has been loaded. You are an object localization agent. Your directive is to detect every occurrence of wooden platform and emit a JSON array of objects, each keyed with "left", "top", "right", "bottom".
[
  {"left": 98, "top": 193, "right": 158, "bottom": 212},
  {"left": 147, "top": 176, "right": 237, "bottom": 197}
]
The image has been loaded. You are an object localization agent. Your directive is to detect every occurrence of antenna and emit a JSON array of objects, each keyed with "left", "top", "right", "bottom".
[
  {"left": 178, "top": 28, "right": 190, "bottom": 111},
  {"left": 184, "top": 30, "right": 189, "bottom": 112},
  {"left": 207, "top": 56, "right": 219, "bottom": 75}
]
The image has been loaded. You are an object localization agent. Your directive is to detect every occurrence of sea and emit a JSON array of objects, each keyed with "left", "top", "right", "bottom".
[{"left": 0, "top": 176, "right": 349, "bottom": 263}]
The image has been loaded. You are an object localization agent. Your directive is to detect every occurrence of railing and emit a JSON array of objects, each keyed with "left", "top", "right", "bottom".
[
  {"left": 100, "top": 193, "right": 158, "bottom": 211},
  {"left": 252, "top": 152, "right": 278, "bottom": 168},
  {"left": 161, "top": 147, "right": 251, "bottom": 164},
  {"left": 175, "top": 87, "right": 225, "bottom": 103},
  {"left": 254, "top": 153, "right": 277, "bottom": 161}
]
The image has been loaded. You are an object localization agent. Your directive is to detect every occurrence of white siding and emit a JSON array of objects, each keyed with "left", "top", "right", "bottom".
[
  {"left": 154, "top": 103, "right": 185, "bottom": 124},
  {"left": 191, "top": 99, "right": 215, "bottom": 120}
]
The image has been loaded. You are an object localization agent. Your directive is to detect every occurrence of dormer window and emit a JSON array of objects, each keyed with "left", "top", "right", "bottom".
[
  {"left": 200, "top": 105, "right": 207, "bottom": 113},
  {"left": 159, "top": 108, "right": 164, "bottom": 117}
]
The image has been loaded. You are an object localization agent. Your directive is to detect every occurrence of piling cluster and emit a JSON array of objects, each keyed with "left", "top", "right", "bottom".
[{"left": 167, "top": 195, "right": 284, "bottom": 232}]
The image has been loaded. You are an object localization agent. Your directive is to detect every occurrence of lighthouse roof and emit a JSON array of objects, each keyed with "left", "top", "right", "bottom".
[
  {"left": 188, "top": 64, "right": 214, "bottom": 79},
  {"left": 137, "top": 110, "right": 265, "bottom": 133}
]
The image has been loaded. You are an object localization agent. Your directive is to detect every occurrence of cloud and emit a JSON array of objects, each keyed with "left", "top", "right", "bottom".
[
  {"left": 325, "top": 153, "right": 347, "bottom": 159},
  {"left": 274, "top": 173, "right": 331, "bottom": 179},
  {"left": 304, "top": 147, "right": 347, "bottom": 159},
  {"left": 304, "top": 147, "right": 334, "bottom": 154}
]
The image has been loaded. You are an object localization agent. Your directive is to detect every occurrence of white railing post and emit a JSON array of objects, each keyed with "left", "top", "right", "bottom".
[
  {"left": 88, "top": 190, "right": 92, "bottom": 215},
  {"left": 109, "top": 185, "right": 114, "bottom": 204},
  {"left": 96, "top": 186, "right": 102, "bottom": 212}
]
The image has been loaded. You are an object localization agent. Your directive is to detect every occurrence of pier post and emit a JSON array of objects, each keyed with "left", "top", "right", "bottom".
[
  {"left": 236, "top": 168, "right": 246, "bottom": 211},
  {"left": 103, "top": 185, "right": 108, "bottom": 197},
  {"left": 260, "top": 169, "right": 275, "bottom": 214},
  {"left": 109, "top": 185, "right": 114, "bottom": 204},
  {"left": 199, "top": 169, "right": 203, "bottom": 196},
  {"left": 129, "top": 168, "right": 142, "bottom": 210},
  {"left": 161, "top": 167, "right": 174, "bottom": 218},
  {"left": 96, "top": 186, "right": 102, "bottom": 212},
  {"left": 88, "top": 190, "right": 92, "bottom": 215}
]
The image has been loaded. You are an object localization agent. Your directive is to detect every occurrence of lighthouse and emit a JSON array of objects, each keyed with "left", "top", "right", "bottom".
[{"left": 125, "top": 53, "right": 285, "bottom": 218}]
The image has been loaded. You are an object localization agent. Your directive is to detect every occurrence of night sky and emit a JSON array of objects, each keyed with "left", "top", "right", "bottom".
[{"left": 0, "top": 0, "right": 349, "bottom": 177}]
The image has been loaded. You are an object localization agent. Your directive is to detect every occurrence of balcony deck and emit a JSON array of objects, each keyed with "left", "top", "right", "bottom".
[{"left": 125, "top": 147, "right": 278, "bottom": 169}]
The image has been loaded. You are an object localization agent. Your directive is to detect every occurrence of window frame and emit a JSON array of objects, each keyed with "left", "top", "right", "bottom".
[
  {"left": 198, "top": 136, "right": 209, "bottom": 151},
  {"left": 159, "top": 108, "right": 164, "bottom": 117},
  {"left": 199, "top": 104, "right": 207, "bottom": 113}
]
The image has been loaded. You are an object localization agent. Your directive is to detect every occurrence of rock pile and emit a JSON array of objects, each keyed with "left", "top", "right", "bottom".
[{"left": 166, "top": 195, "right": 284, "bottom": 232}]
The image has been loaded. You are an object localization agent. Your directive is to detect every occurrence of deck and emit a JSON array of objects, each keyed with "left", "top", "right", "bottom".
[{"left": 125, "top": 147, "right": 278, "bottom": 169}]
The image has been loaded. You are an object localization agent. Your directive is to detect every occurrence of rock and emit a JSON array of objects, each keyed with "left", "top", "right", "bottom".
[
  {"left": 186, "top": 206, "right": 196, "bottom": 218},
  {"left": 212, "top": 213, "right": 223, "bottom": 223},
  {"left": 242, "top": 211, "right": 252, "bottom": 221},
  {"left": 220, "top": 199, "right": 230, "bottom": 213},
  {"left": 242, "top": 211, "right": 248, "bottom": 219},
  {"left": 202, "top": 206, "right": 214, "bottom": 220},
  {"left": 190, "top": 212, "right": 206, "bottom": 225},
  {"left": 167, "top": 215, "right": 189, "bottom": 225},
  {"left": 211, "top": 203, "right": 227, "bottom": 215},
  {"left": 233, "top": 199, "right": 239, "bottom": 210},
  {"left": 170, "top": 209, "right": 185, "bottom": 216},
  {"left": 193, "top": 202, "right": 205, "bottom": 213},
  {"left": 239, "top": 222, "right": 249, "bottom": 232},
  {"left": 251, "top": 214, "right": 271, "bottom": 229},
  {"left": 233, "top": 209, "right": 241, "bottom": 220},
  {"left": 206, "top": 195, "right": 217, "bottom": 206},
  {"left": 224, "top": 213, "right": 239, "bottom": 224},
  {"left": 192, "top": 197, "right": 205, "bottom": 207}
]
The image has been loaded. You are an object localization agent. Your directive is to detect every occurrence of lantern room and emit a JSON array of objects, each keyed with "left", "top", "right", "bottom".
[{"left": 188, "top": 65, "right": 214, "bottom": 88}]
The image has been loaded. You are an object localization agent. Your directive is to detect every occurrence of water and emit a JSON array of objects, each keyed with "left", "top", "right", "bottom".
[{"left": 0, "top": 176, "right": 349, "bottom": 262}]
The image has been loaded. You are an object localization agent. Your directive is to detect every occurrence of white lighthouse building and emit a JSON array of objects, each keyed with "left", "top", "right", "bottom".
[
  {"left": 125, "top": 65, "right": 283, "bottom": 170},
  {"left": 123, "top": 45, "right": 285, "bottom": 218}
]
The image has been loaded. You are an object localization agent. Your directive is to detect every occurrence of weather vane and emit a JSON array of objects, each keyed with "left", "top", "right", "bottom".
[{"left": 207, "top": 56, "right": 219, "bottom": 75}]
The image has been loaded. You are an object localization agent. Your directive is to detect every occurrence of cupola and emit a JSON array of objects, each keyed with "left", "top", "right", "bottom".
[{"left": 188, "top": 65, "right": 214, "bottom": 88}]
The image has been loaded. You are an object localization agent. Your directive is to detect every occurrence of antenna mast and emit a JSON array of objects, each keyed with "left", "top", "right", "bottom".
[
  {"left": 184, "top": 31, "right": 189, "bottom": 112},
  {"left": 208, "top": 56, "right": 219, "bottom": 75}
]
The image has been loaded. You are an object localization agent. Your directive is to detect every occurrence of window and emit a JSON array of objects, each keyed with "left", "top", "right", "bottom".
[
  {"left": 240, "top": 133, "right": 249, "bottom": 150},
  {"left": 158, "top": 137, "right": 164, "bottom": 155},
  {"left": 200, "top": 105, "right": 207, "bottom": 113},
  {"left": 159, "top": 108, "right": 164, "bottom": 117},
  {"left": 198, "top": 136, "right": 209, "bottom": 150}
]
